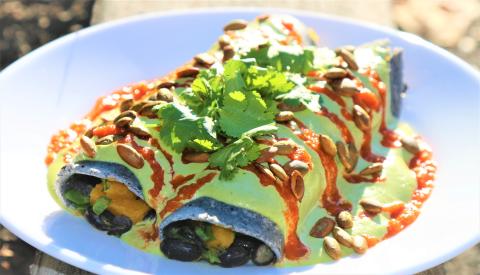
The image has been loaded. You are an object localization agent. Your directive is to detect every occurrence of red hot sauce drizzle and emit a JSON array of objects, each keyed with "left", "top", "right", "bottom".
[
  {"left": 361, "top": 67, "right": 401, "bottom": 148},
  {"left": 159, "top": 172, "right": 217, "bottom": 219},
  {"left": 385, "top": 147, "right": 436, "bottom": 238},
  {"left": 291, "top": 117, "right": 352, "bottom": 216},
  {"left": 170, "top": 174, "right": 195, "bottom": 190},
  {"left": 309, "top": 85, "right": 352, "bottom": 121},
  {"left": 246, "top": 166, "right": 309, "bottom": 260},
  {"left": 122, "top": 135, "right": 166, "bottom": 200},
  {"left": 138, "top": 223, "right": 160, "bottom": 245}
]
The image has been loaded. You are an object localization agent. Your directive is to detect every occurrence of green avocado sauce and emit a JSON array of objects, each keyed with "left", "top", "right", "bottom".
[{"left": 46, "top": 16, "right": 430, "bottom": 267}]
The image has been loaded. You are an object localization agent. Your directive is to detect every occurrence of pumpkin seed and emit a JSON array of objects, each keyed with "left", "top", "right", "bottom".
[
  {"left": 269, "top": 163, "right": 289, "bottom": 182},
  {"left": 120, "top": 99, "right": 134, "bottom": 112},
  {"left": 323, "top": 236, "right": 341, "bottom": 260},
  {"left": 359, "top": 162, "right": 383, "bottom": 176},
  {"left": 277, "top": 102, "right": 307, "bottom": 112},
  {"left": 337, "top": 141, "right": 353, "bottom": 172},
  {"left": 332, "top": 226, "right": 353, "bottom": 248},
  {"left": 194, "top": 53, "right": 215, "bottom": 67},
  {"left": 257, "top": 14, "right": 270, "bottom": 22},
  {"left": 254, "top": 135, "right": 275, "bottom": 144},
  {"left": 115, "top": 116, "right": 133, "bottom": 128},
  {"left": 272, "top": 140, "right": 297, "bottom": 155},
  {"left": 275, "top": 111, "right": 294, "bottom": 122},
  {"left": 223, "top": 19, "right": 248, "bottom": 31},
  {"left": 255, "top": 147, "right": 277, "bottom": 163},
  {"left": 116, "top": 143, "right": 144, "bottom": 169},
  {"left": 183, "top": 152, "right": 209, "bottom": 163},
  {"left": 84, "top": 127, "right": 95, "bottom": 138},
  {"left": 336, "top": 78, "right": 359, "bottom": 96},
  {"left": 114, "top": 110, "right": 137, "bottom": 124},
  {"left": 131, "top": 102, "right": 147, "bottom": 112},
  {"left": 401, "top": 136, "right": 420, "bottom": 154},
  {"left": 310, "top": 217, "right": 335, "bottom": 238},
  {"left": 80, "top": 136, "right": 96, "bottom": 158},
  {"left": 319, "top": 134, "right": 337, "bottom": 157},
  {"left": 283, "top": 160, "right": 309, "bottom": 176},
  {"left": 254, "top": 163, "right": 276, "bottom": 182},
  {"left": 156, "top": 88, "right": 174, "bottom": 102},
  {"left": 157, "top": 80, "right": 175, "bottom": 89},
  {"left": 352, "top": 235, "right": 368, "bottom": 254},
  {"left": 324, "top": 67, "right": 347, "bottom": 79},
  {"left": 348, "top": 142, "right": 359, "bottom": 171},
  {"left": 274, "top": 177, "right": 284, "bottom": 187},
  {"left": 139, "top": 101, "right": 164, "bottom": 117},
  {"left": 176, "top": 67, "right": 199, "bottom": 78},
  {"left": 336, "top": 211, "right": 353, "bottom": 229},
  {"left": 218, "top": 34, "right": 232, "bottom": 48},
  {"left": 335, "top": 45, "right": 355, "bottom": 54},
  {"left": 95, "top": 135, "right": 116, "bottom": 145},
  {"left": 290, "top": 170, "right": 305, "bottom": 201},
  {"left": 359, "top": 198, "right": 383, "bottom": 214},
  {"left": 222, "top": 45, "right": 235, "bottom": 62},
  {"left": 129, "top": 126, "right": 151, "bottom": 139},
  {"left": 353, "top": 105, "right": 370, "bottom": 131},
  {"left": 338, "top": 48, "right": 359, "bottom": 71}
]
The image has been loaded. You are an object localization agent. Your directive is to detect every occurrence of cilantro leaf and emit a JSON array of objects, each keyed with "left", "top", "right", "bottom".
[
  {"left": 209, "top": 125, "right": 273, "bottom": 179},
  {"left": 178, "top": 70, "right": 224, "bottom": 117},
  {"left": 209, "top": 136, "right": 263, "bottom": 180},
  {"left": 245, "top": 44, "right": 315, "bottom": 74},
  {"left": 276, "top": 85, "right": 322, "bottom": 113},
  {"left": 155, "top": 103, "right": 222, "bottom": 152},
  {"left": 218, "top": 90, "right": 275, "bottom": 137},
  {"left": 223, "top": 59, "right": 249, "bottom": 93},
  {"left": 246, "top": 66, "right": 295, "bottom": 99}
]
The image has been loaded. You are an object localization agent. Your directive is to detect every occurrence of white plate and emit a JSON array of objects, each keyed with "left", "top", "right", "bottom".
[{"left": 0, "top": 9, "right": 479, "bottom": 275}]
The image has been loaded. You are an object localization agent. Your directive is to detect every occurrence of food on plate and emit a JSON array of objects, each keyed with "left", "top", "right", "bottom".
[{"left": 46, "top": 14, "right": 436, "bottom": 267}]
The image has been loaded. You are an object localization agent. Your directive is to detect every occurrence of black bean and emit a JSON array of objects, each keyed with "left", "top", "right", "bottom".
[
  {"left": 84, "top": 207, "right": 132, "bottom": 236},
  {"left": 232, "top": 234, "right": 259, "bottom": 254},
  {"left": 219, "top": 246, "right": 250, "bottom": 268},
  {"left": 252, "top": 244, "right": 276, "bottom": 266},
  {"left": 160, "top": 238, "right": 202, "bottom": 262},
  {"left": 178, "top": 226, "right": 203, "bottom": 247}
]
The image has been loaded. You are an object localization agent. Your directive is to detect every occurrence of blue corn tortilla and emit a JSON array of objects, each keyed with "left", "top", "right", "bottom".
[
  {"left": 56, "top": 160, "right": 144, "bottom": 208},
  {"left": 55, "top": 161, "right": 286, "bottom": 260},
  {"left": 159, "top": 197, "right": 285, "bottom": 260}
]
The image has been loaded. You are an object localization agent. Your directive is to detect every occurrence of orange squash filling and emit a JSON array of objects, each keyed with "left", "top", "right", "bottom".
[{"left": 90, "top": 181, "right": 151, "bottom": 223}]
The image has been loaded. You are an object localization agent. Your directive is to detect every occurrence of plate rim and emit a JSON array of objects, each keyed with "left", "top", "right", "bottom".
[{"left": 1, "top": 7, "right": 479, "bottom": 275}]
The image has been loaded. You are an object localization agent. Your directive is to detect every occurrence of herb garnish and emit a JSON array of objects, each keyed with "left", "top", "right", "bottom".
[{"left": 155, "top": 46, "right": 322, "bottom": 179}]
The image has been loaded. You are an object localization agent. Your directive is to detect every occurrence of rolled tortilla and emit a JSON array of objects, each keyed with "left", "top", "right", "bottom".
[
  {"left": 159, "top": 197, "right": 284, "bottom": 260},
  {"left": 56, "top": 160, "right": 145, "bottom": 209}
]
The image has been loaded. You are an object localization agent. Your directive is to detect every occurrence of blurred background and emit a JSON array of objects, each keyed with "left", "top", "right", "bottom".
[{"left": 0, "top": 0, "right": 478, "bottom": 274}]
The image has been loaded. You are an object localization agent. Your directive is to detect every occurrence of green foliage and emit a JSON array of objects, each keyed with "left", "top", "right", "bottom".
[{"left": 154, "top": 103, "right": 222, "bottom": 152}]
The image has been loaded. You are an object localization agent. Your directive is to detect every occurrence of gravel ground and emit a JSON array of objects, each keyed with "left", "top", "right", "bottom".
[
  {"left": 0, "top": 0, "right": 478, "bottom": 274},
  {"left": 0, "top": 0, "right": 94, "bottom": 70}
]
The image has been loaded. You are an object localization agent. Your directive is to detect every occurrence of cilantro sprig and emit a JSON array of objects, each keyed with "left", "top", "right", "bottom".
[
  {"left": 210, "top": 125, "right": 276, "bottom": 179},
  {"left": 154, "top": 103, "right": 222, "bottom": 152},
  {"left": 156, "top": 45, "right": 322, "bottom": 179}
]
